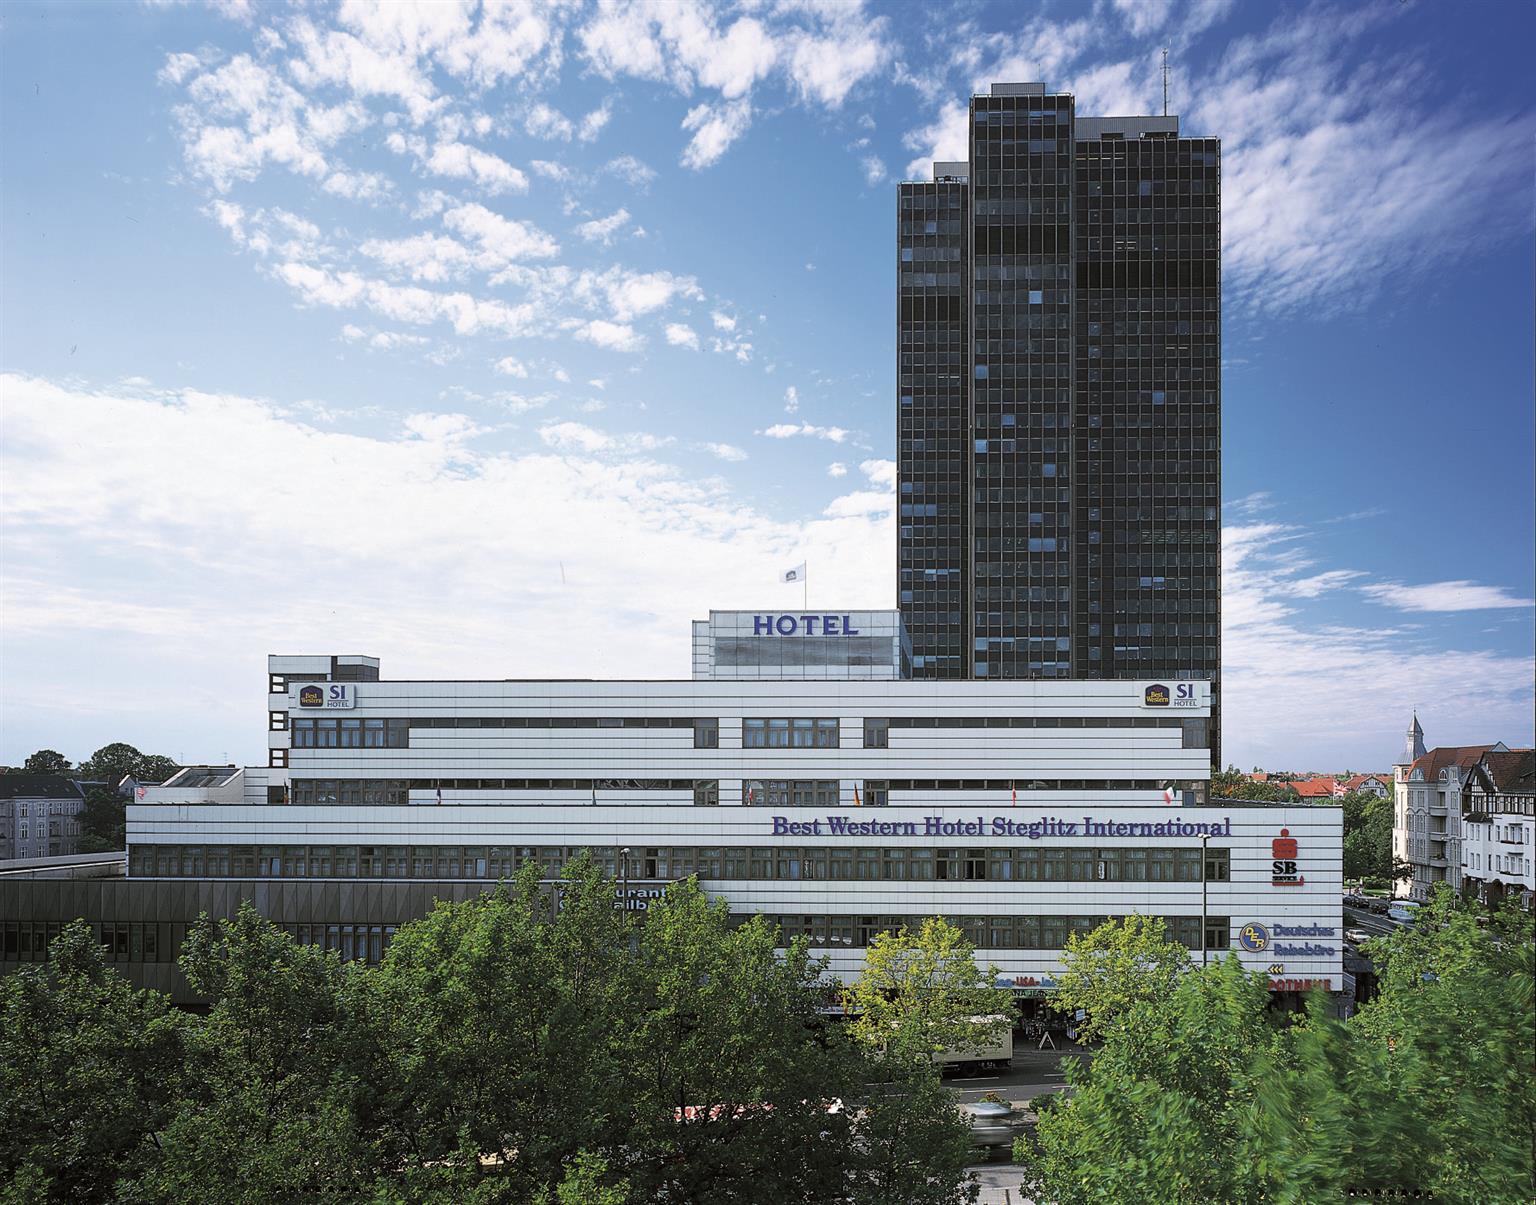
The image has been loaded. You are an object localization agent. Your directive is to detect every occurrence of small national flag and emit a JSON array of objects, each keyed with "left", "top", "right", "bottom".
[
  {"left": 1163, "top": 785, "right": 1176, "bottom": 804},
  {"left": 853, "top": 784, "right": 862, "bottom": 807},
  {"left": 781, "top": 562, "right": 807, "bottom": 583},
  {"left": 1011, "top": 782, "right": 1017, "bottom": 807},
  {"left": 135, "top": 787, "right": 147, "bottom": 800},
  {"left": 436, "top": 787, "right": 444, "bottom": 806}
]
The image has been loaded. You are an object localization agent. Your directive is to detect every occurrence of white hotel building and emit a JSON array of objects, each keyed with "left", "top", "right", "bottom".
[{"left": 6, "top": 612, "right": 1342, "bottom": 1003}]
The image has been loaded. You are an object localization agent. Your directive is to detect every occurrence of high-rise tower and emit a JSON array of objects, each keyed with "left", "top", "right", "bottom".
[{"left": 897, "top": 82, "right": 1221, "bottom": 757}]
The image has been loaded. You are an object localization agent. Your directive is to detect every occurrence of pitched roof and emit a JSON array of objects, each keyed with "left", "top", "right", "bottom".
[
  {"left": 1341, "top": 774, "right": 1388, "bottom": 790},
  {"left": 1472, "top": 749, "right": 1536, "bottom": 796},
  {"left": 1292, "top": 778, "right": 1337, "bottom": 798},
  {"left": 1409, "top": 745, "right": 1499, "bottom": 780},
  {"left": 0, "top": 774, "right": 85, "bottom": 800}
]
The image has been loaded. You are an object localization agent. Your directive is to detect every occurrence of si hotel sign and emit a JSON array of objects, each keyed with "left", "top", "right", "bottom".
[
  {"left": 1143, "top": 682, "right": 1201, "bottom": 708},
  {"left": 297, "top": 683, "right": 356, "bottom": 710}
]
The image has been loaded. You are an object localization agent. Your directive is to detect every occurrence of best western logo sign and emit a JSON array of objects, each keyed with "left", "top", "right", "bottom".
[
  {"left": 297, "top": 683, "right": 356, "bottom": 709},
  {"left": 1143, "top": 682, "right": 1201, "bottom": 708}
]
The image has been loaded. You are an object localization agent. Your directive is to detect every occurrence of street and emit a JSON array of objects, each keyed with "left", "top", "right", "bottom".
[{"left": 949, "top": 1048, "right": 1077, "bottom": 1204}]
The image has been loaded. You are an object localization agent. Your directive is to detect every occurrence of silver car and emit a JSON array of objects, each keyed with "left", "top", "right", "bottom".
[{"left": 964, "top": 1101, "right": 1027, "bottom": 1159}]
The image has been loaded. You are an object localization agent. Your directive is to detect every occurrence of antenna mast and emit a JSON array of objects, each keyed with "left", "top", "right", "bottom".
[{"left": 1161, "top": 48, "right": 1169, "bottom": 117}]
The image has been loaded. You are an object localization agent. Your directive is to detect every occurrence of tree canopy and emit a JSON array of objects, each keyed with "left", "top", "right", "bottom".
[
  {"left": 1017, "top": 893, "right": 1535, "bottom": 1204},
  {"left": 1, "top": 870, "right": 986, "bottom": 1204}
]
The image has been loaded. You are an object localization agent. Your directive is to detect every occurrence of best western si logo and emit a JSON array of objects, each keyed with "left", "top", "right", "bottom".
[
  {"left": 1272, "top": 827, "right": 1305, "bottom": 887},
  {"left": 1144, "top": 683, "right": 1170, "bottom": 706},
  {"left": 298, "top": 685, "right": 324, "bottom": 708}
]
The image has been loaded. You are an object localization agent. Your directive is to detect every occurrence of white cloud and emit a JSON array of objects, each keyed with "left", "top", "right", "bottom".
[
  {"left": 700, "top": 442, "right": 748, "bottom": 462},
  {"left": 901, "top": 99, "right": 969, "bottom": 180},
  {"left": 576, "top": 319, "right": 644, "bottom": 352},
  {"left": 783, "top": 385, "right": 799, "bottom": 413},
  {"left": 860, "top": 154, "right": 886, "bottom": 186},
  {"left": 710, "top": 311, "right": 736, "bottom": 331},
  {"left": 604, "top": 154, "right": 657, "bottom": 186},
  {"left": 665, "top": 323, "right": 700, "bottom": 350},
  {"left": 493, "top": 355, "right": 530, "bottom": 378},
  {"left": 859, "top": 459, "right": 897, "bottom": 489},
  {"left": 577, "top": 100, "right": 613, "bottom": 142},
  {"left": 539, "top": 419, "right": 673, "bottom": 454},
  {"left": 525, "top": 102, "right": 574, "bottom": 140},
  {"left": 441, "top": 201, "right": 559, "bottom": 262},
  {"left": 574, "top": 207, "right": 632, "bottom": 245},
  {"left": 1110, "top": 0, "right": 1175, "bottom": 38},
  {"left": 680, "top": 99, "right": 753, "bottom": 169},
  {"left": 1361, "top": 580, "right": 1536, "bottom": 613},
  {"left": 827, "top": 462, "right": 847, "bottom": 478},
  {"left": 759, "top": 422, "right": 849, "bottom": 444},
  {"left": 530, "top": 158, "right": 571, "bottom": 181},
  {"left": 1222, "top": 522, "right": 1534, "bottom": 768}
]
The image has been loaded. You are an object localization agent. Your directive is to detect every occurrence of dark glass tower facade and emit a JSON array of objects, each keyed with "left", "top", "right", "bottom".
[{"left": 897, "top": 84, "right": 1221, "bottom": 753}]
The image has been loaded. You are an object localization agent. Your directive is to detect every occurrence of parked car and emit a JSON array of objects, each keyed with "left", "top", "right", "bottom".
[
  {"left": 1345, "top": 928, "right": 1369, "bottom": 945},
  {"left": 1366, "top": 898, "right": 1390, "bottom": 915}
]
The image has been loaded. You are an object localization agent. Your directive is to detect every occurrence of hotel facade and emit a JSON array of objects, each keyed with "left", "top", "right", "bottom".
[{"left": 4, "top": 614, "right": 1340, "bottom": 1004}]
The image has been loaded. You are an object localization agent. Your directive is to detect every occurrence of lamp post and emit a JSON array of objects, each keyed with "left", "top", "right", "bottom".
[
  {"left": 619, "top": 847, "right": 631, "bottom": 916},
  {"left": 1200, "top": 832, "right": 1211, "bottom": 967}
]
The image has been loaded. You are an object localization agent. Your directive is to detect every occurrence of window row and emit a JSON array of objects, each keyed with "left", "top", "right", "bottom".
[
  {"left": 270, "top": 777, "right": 1208, "bottom": 806},
  {"left": 128, "top": 843, "right": 1229, "bottom": 884},
  {"left": 743, "top": 718, "right": 841, "bottom": 748},
  {"left": 769, "top": 913, "right": 1230, "bottom": 952}
]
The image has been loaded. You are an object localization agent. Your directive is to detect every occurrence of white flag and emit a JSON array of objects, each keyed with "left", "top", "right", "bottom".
[{"left": 781, "top": 562, "right": 806, "bottom": 583}]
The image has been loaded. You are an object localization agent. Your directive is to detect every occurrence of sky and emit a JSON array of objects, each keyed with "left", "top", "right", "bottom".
[{"left": 1, "top": 0, "right": 1532, "bottom": 774}]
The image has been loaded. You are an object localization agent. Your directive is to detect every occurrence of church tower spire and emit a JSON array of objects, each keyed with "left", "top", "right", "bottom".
[{"left": 1401, "top": 712, "right": 1426, "bottom": 766}]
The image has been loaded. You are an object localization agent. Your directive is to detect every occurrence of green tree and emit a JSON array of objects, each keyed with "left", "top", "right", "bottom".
[
  {"left": 76, "top": 742, "right": 178, "bottom": 787},
  {"left": 1049, "top": 914, "right": 1191, "bottom": 1042},
  {"left": 1020, "top": 955, "right": 1278, "bottom": 1204},
  {"left": 1351, "top": 888, "right": 1535, "bottom": 1203},
  {"left": 355, "top": 858, "right": 633, "bottom": 1200},
  {"left": 1211, "top": 766, "right": 1299, "bottom": 801},
  {"left": 20, "top": 749, "right": 72, "bottom": 774},
  {"left": 0, "top": 921, "right": 185, "bottom": 1201},
  {"left": 77, "top": 785, "right": 128, "bottom": 852},
  {"left": 848, "top": 1061, "right": 979, "bottom": 1205},
  {"left": 619, "top": 880, "right": 859, "bottom": 1204},
  {"left": 140, "top": 903, "right": 364, "bottom": 1204},
  {"left": 1341, "top": 790, "right": 1408, "bottom": 886},
  {"left": 842, "top": 916, "right": 1013, "bottom": 1063}
]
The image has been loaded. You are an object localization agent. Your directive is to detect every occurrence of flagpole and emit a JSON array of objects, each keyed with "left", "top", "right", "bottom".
[{"left": 803, "top": 564, "right": 808, "bottom": 610}]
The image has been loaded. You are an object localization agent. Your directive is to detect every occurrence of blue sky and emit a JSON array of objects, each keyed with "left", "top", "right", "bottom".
[{"left": 2, "top": 0, "right": 1532, "bottom": 772}]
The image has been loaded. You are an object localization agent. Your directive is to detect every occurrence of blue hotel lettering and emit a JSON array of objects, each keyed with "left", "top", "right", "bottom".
[
  {"left": 753, "top": 614, "right": 861, "bottom": 636},
  {"left": 770, "top": 815, "right": 1234, "bottom": 840}
]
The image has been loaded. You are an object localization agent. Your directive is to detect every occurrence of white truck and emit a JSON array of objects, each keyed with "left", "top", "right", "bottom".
[{"left": 933, "top": 1015, "right": 1014, "bottom": 1073}]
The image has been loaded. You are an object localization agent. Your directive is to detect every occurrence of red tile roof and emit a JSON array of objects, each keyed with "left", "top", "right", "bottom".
[
  {"left": 1409, "top": 745, "right": 1499, "bottom": 780},
  {"left": 1291, "top": 778, "right": 1337, "bottom": 798}
]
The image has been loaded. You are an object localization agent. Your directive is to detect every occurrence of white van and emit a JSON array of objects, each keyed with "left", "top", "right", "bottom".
[{"left": 1388, "top": 900, "right": 1421, "bottom": 924}]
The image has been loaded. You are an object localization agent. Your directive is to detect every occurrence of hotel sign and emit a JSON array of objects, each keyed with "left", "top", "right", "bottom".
[
  {"left": 1143, "top": 682, "right": 1202, "bottom": 708},
  {"left": 296, "top": 683, "right": 356, "bottom": 709},
  {"left": 771, "top": 814, "right": 1233, "bottom": 839},
  {"left": 751, "top": 614, "right": 862, "bottom": 636}
]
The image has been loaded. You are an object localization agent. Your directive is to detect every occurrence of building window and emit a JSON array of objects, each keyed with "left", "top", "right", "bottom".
[
  {"left": 742, "top": 780, "right": 838, "bottom": 807},
  {"left": 693, "top": 780, "right": 719, "bottom": 807},
  {"left": 1205, "top": 916, "right": 1230, "bottom": 951},
  {"left": 743, "top": 718, "right": 840, "bottom": 749},
  {"left": 862, "top": 780, "right": 889, "bottom": 807},
  {"left": 1204, "top": 848, "right": 1230, "bottom": 882},
  {"left": 863, "top": 719, "right": 889, "bottom": 749},
  {"left": 1182, "top": 718, "right": 1209, "bottom": 749},
  {"left": 693, "top": 719, "right": 719, "bottom": 749}
]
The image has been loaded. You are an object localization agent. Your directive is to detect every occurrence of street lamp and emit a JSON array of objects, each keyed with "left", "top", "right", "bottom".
[
  {"left": 1200, "top": 832, "right": 1212, "bottom": 967},
  {"left": 619, "top": 847, "right": 631, "bottom": 915}
]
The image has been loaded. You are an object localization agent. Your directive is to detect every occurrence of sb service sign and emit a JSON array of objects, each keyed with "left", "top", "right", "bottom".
[
  {"left": 297, "top": 683, "right": 356, "bottom": 710},
  {"left": 1142, "top": 682, "right": 1201, "bottom": 708},
  {"left": 1271, "top": 828, "right": 1305, "bottom": 887}
]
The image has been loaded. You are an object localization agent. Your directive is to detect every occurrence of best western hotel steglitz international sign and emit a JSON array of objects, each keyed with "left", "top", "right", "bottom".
[
  {"left": 751, "top": 614, "right": 862, "bottom": 635},
  {"left": 771, "top": 814, "right": 1235, "bottom": 839}
]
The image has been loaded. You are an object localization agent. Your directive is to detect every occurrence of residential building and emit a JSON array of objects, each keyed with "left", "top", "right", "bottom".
[
  {"left": 1460, "top": 749, "right": 1535, "bottom": 910},
  {"left": 0, "top": 775, "right": 87, "bottom": 860},
  {"left": 896, "top": 82, "right": 1221, "bottom": 763},
  {"left": 1392, "top": 715, "right": 1509, "bottom": 901},
  {"left": 1338, "top": 774, "right": 1390, "bottom": 799},
  {"left": 3, "top": 627, "right": 1342, "bottom": 1006}
]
